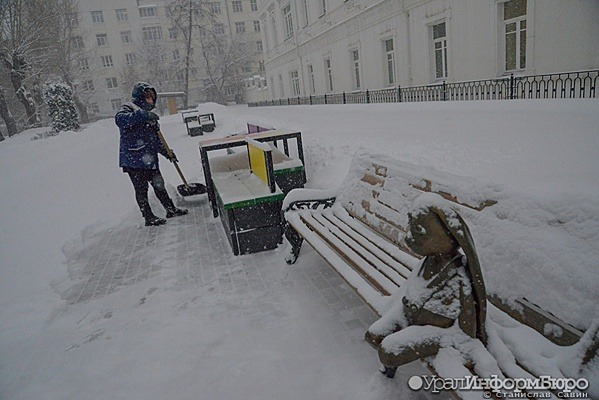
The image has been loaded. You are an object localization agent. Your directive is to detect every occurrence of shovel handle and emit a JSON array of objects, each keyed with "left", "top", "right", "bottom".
[
  {"left": 156, "top": 130, "right": 191, "bottom": 189},
  {"left": 173, "top": 162, "right": 190, "bottom": 188}
]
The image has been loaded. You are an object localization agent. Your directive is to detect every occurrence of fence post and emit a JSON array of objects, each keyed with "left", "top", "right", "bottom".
[
  {"left": 309, "top": 95, "right": 312, "bottom": 105},
  {"left": 298, "top": 96, "right": 300, "bottom": 105},
  {"left": 442, "top": 81, "right": 447, "bottom": 101},
  {"left": 510, "top": 73, "right": 515, "bottom": 99},
  {"left": 366, "top": 90, "right": 370, "bottom": 103},
  {"left": 343, "top": 91, "right": 346, "bottom": 104},
  {"left": 324, "top": 94, "right": 328, "bottom": 104}
]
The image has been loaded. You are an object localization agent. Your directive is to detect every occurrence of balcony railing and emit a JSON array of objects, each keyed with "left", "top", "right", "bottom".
[{"left": 248, "top": 70, "right": 598, "bottom": 107}]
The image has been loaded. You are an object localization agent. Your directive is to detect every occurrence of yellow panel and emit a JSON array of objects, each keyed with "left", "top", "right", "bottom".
[{"left": 248, "top": 142, "right": 268, "bottom": 184}]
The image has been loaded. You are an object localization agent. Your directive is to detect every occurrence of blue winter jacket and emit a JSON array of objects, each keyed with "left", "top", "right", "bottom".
[{"left": 116, "top": 82, "right": 167, "bottom": 170}]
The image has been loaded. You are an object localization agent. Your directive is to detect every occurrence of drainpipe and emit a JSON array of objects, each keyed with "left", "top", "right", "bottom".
[
  {"left": 406, "top": 9, "right": 413, "bottom": 85},
  {"left": 292, "top": 5, "right": 305, "bottom": 97}
]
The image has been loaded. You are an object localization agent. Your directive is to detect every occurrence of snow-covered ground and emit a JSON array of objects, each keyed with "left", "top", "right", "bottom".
[{"left": 0, "top": 99, "right": 597, "bottom": 399}]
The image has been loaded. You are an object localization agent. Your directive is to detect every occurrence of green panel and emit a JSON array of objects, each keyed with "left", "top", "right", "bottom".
[
  {"left": 273, "top": 166, "right": 305, "bottom": 175},
  {"left": 216, "top": 190, "right": 284, "bottom": 210}
]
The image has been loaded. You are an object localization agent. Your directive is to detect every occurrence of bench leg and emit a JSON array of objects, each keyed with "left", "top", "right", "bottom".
[
  {"left": 284, "top": 223, "right": 303, "bottom": 264},
  {"left": 379, "top": 366, "right": 398, "bottom": 379}
]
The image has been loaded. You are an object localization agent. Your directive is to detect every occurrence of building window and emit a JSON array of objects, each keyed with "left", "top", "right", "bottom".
[
  {"left": 71, "top": 36, "right": 84, "bottom": 49},
  {"left": 278, "top": 74, "right": 284, "bottom": 97},
  {"left": 254, "top": 20, "right": 261, "bottom": 32},
  {"left": 106, "top": 77, "right": 118, "bottom": 89},
  {"left": 211, "top": 2, "right": 221, "bottom": 13},
  {"left": 269, "top": 77, "right": 275, "bottom": 97},
  {"left": 351, "top": 50, "right": 361, "bottom": 89},
  {"left": 125, "top": 53, "right": 136, "bottom": 66},
  {"left": 169, "top": 28, "right": 177, "bottom": 40},
  {"left": 250, "top": 0, "right": 258, "bottom": 11},
  {"left": 142, "top": 26, "right": 163, "bottom": 42},
  {"left": 256, "top": 40, "right": 263, "bottom": 52},
  {"left": 120, "top": 31, "right": 132, "bottom": 44},
  {"left": 139, "top": 6, "right": 157, "bottom": 18},
  {"left": 283, "top": 4, "right": 293, "bottom": 39},
  {"left": 319, "top": 0, "right": 327, "bottom": 17},
  {"left": 173, "top": 49, "right": 180, "bottom": 61},
  {"left": 79, "top": 59, "right": 89, "bottom": 71},
  {"left": 301, "top": 0, "right": 309, "bottom": 27},
  {"left": 232, "top": 1, "right": 243, "bottom": 12},
  {"left": 96, "top": 33, "right": 108, "bottom": 46},
  {"left": 307, "top": 64, "right": 315, "bottom": 94},
  {"left": 324, "top": 57, "right": 333, "bottom": 92},
  {"left": 432, "top": 22, "right": 447, "bottom": 79},
  {"left": 214, "top": 24, "right": 225, "bottom": 35},
  {"left": 259, "top": 61, "right": 265, "bottom": 72},
  {"left": 81, "top": 80, "right": 94, "bottom": 91},
  {"left": 116, "top": 8, "right": 128, "bottom": 22},
  {"left": 384, "top": 38, "right": 396, "bottom": 86},
  {"left": 101, "top": 55, "right": 114, "bottom": 68},
  {"left": 290, "top": 70, "right": 300, "bottom": 96},
  {"left": 110, "top": 98, "right": 122, "bottom": 111},
  {"left": 91, "top": 10, "right": 104, "bottom": 24},
  {"left": 270, "top": 11, "right": 278, "bottom": 46},
  {"left": 235, "top": 22, "right": 246, "bottom": 34},
  {"left": 504, "top": 0, "right": 527, "bottom": 71}
]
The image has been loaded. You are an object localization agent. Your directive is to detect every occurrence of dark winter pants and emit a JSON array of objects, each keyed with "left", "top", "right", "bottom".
[{"left": 126, "top": 168, "right": 175, "bottom": 218}]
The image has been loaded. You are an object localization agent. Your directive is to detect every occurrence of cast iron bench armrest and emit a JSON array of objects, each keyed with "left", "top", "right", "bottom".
[{"left": 282, "top": 187, "right": 339, "bottom": 211}]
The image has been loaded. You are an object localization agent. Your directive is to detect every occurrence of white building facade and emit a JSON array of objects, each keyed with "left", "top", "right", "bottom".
[
  {"left": 74, "top": 0, "right": 264, "bottom": 117},
  {"left": 257, "top": 0, "right": 599, "bottom": 100}
]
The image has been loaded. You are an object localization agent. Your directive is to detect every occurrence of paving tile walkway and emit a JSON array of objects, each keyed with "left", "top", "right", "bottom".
[
  {"left": 63, "top": 198, "right": 378, "bottom": 333},
  {"left": 59, "top": 197, "right": 435, "bottom": 399}
]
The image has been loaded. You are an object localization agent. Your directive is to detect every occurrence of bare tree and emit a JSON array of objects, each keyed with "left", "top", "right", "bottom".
[
  {"left": 166, "top": 0, "right": 214, "bottom": 108},
  {"left": 135, "top": 39, "right": 183, "bottom": 91},
  {"left": 200, "top": 34, "right": 256, "bottom": 104},
  {"left": 0, "top": 0, "right": 57, "bottom": 128},
  {"left": 0, "top": 86, "right": 18, "bottom": 139},
  {"left": 48, "top": 0, "right": 91, "bottom": 124}
]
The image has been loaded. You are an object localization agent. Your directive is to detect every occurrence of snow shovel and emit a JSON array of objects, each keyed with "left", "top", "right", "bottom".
[{"left": 156, "top": 130, "right": 206, "bottom": 197}]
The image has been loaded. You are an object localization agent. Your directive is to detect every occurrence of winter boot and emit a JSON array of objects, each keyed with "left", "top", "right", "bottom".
[
  {"left": 145, "top": 214, "right": 167, "bottom": 226},
  {"left": 166, "top": 207, "right": 188, "bottom": 218}
]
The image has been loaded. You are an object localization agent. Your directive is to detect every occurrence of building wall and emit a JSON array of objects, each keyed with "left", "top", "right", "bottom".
[{"left": 257, "top": 0, "right": 599, "bottom": 101}]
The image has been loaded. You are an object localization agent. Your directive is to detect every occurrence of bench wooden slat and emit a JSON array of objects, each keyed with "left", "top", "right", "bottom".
[
  {"left": 285, "top": 212, "right": 387, "bottom": 311},
  {"left": 313, "top": 211, "right": 407, "bottom": 288},
  {"left": 333, "top": 207, "right": 420, "bottom": 270},
  {"left": 320, "top": 210, "right": 412, "bottom": 281},
  {"left": 299, "top": 213, "right": 399, "bottom": 296}
]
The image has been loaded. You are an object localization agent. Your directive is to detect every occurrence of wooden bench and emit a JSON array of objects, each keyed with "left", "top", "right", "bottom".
[
  {"left": 181, "top": 110, "right": 216, "bottom": 136},
  {"left": 283, "top": 151, "right": 594, "bottom": 398},
  {"left": 198, "top": 113, "right": 216, "bottom": 132}
]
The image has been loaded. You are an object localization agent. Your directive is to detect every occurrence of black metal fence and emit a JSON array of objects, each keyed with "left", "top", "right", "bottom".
[{"left": 248, "top": 70, "right": 598, "bottom": 107}]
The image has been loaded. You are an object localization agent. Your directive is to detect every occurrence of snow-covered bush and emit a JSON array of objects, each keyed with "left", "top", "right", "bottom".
[{"left": 43, "top": 82, "right": 80, "bottom": 133}]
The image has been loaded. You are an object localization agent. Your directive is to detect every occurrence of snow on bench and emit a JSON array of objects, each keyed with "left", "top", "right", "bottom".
[{"left": 282, "top": 150, "right": 596, "bottom": 399}]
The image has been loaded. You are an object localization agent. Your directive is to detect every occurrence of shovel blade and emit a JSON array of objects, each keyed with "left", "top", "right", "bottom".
[{"left": 177, "top": 182, "right": 207, "bottom": 197}]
